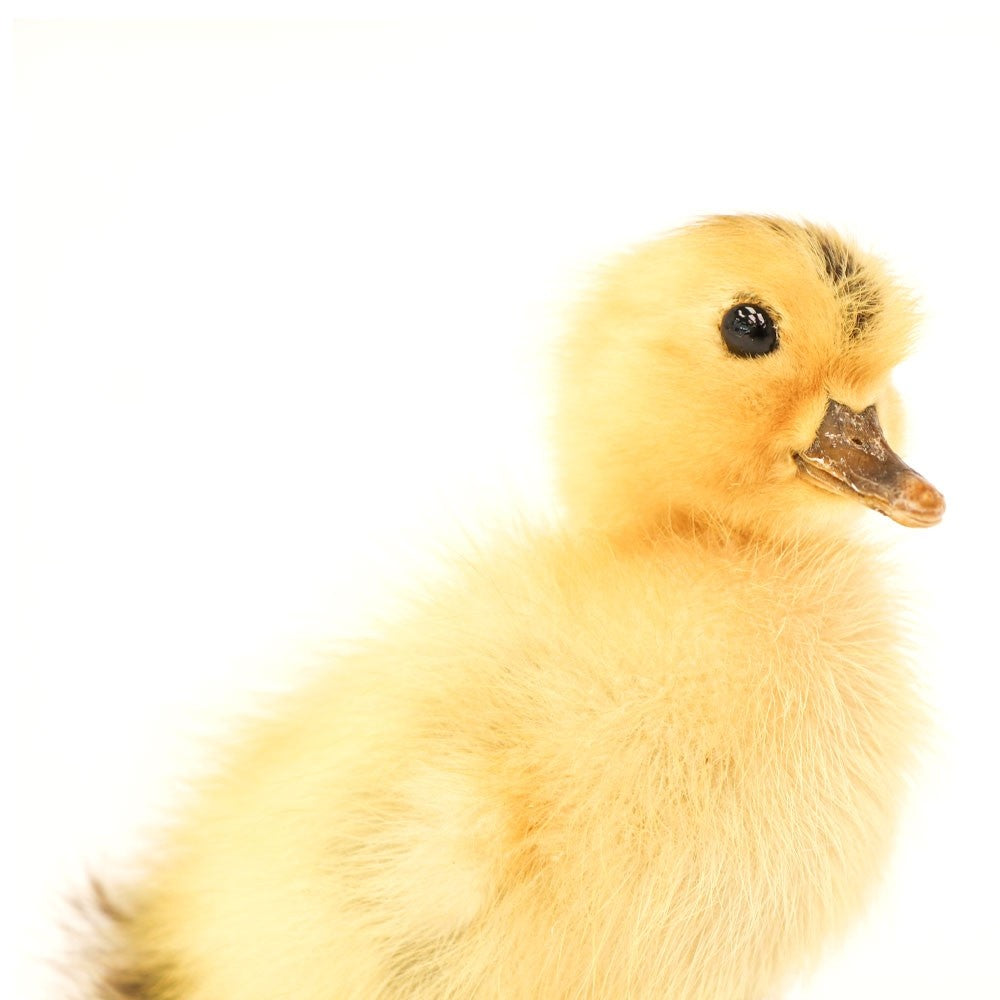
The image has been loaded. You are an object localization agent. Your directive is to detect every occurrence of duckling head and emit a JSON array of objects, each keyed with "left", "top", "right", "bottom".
[{"left": 555, "top": 216, "right": 944, "bottom": 542}]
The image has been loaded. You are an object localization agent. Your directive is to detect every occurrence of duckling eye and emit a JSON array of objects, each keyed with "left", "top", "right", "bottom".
[{"left": 721, "top": 304, "right": 778, "bottom": 357}]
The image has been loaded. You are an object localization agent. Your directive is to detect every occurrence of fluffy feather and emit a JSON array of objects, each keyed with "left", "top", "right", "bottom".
[{"left": 87, "top": 216, "right": 936, "bottom": 1000}]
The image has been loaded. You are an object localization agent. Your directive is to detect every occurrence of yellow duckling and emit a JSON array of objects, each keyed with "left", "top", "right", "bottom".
[{"left": 92, "top": 216, "right": 943, "bottom": 1000}]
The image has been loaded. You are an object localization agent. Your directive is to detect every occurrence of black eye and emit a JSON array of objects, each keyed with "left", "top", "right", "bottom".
[{"left": 721, "top": 303, "right": 778, "bottom": 357}]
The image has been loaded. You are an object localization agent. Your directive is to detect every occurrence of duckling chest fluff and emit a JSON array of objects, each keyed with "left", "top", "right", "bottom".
[{"left": 94, "top": 217, "right": 943, "bottom": 1000}]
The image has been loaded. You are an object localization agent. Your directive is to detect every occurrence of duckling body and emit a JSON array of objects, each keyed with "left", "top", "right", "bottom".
[{"left": 95, "top": 217, "right": 942, "bottom": 1000}]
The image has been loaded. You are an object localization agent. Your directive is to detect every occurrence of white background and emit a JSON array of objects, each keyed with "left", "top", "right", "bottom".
[{"left": 11, "top": 10, "right": 1000, "bottom": 999}]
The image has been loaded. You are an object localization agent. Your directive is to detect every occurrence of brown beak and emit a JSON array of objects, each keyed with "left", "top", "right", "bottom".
[{"left": 794, "top": 400, "right": 945, "bottom": 528}]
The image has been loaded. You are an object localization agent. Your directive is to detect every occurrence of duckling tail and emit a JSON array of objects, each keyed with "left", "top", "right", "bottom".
[{"left": 73, "top": 878, "right": 183, "bottom": 1000}]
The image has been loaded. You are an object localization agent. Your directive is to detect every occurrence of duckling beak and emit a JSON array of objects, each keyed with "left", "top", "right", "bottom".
[{"left": 793, "top": 400, "right": 945, "bottom": 527}]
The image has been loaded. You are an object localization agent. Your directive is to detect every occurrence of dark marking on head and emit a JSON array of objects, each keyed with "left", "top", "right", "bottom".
[
  {"left": 813, "top": 231, "right": 859, "bottom": 285},
  {"left": 843, "top": 274, "right": 881, "bottom": 338},
  {"left": 758, "top": 216, "right": 792, "bottom": 237},
  {"left": 808, "top": 227, "right": 882, "bottom": 340}
]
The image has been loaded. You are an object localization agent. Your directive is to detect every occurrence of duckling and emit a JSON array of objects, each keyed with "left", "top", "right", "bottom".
[{"left": 91, "top": 216, "right": 943, "bottom": 1000}]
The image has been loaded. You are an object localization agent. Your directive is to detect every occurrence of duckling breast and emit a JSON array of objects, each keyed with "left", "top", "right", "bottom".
[{"left": 393, "top": 529, "right": 926, "bottom": 997}]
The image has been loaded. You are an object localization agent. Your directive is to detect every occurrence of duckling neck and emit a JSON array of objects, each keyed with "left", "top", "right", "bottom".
[{"left": 590, "top": 507, "right": 855, "bottom": 558}]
